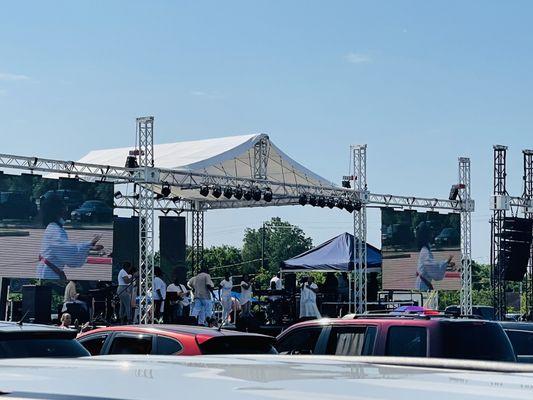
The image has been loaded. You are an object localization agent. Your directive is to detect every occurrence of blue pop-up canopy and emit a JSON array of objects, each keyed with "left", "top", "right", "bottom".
[{"left": 281, "top": 232, "right": 382, "bottom": 272}]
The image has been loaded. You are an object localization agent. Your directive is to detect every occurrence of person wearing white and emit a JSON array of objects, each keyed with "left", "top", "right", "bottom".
[
  {"left": 188, "top": 266, "right": 214, "bottom": 326},
  {"left": 414, "top": 223, "right": 455, "bottom": 291},
  {"left": 62, "top": 280, "right": 87, "bottom": 313},
  {"left": 36, "top": 193, "right": 102, "bottom": 280},
  {"left": 219, "top": 273, "right": 233, "bottom": 322},
  {"left": 270, "top": 273, "right": 282, "bottom": 291},
  {"left": 117, "top": 262, "right": 134, "bottom": 323},
  {"left": 152, "top": 267, "right": 166, "bottom": 320},
  {"left": 167, "top": 279, "right": 190, "bottom": 319},
  {"left": 240, "top": 274, "right": 253, "bottom": 317},
  {"left": 300, "top": 276, "right": 321, "bottom": 319}
]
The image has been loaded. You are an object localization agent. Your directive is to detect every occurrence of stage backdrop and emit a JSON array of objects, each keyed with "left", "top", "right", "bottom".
[
  {"left": 0, "top": 173, "right": 113, "bottom": 281},
  {"left": 381, "top": 208, "right": 461, "bottom": 291}
]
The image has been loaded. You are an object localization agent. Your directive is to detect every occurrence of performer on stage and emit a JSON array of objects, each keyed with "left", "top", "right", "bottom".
[
  {"left": 188, "top": 265, "right": 214, "bottom": 326},
  {"left": 240, "top": 274, "right": 253, "bottom": 318},
  {"left": 415, "top": 223, "right": 456, "bottom": 291},
  {"left": 219, "top": 272, "right": 233, "bottom": 322},
  {"left": 62, "top": 280, "right": 87, "bottom": 312},
  {"left": 300, "top": 276, "right": 321, "bottom": 319},
  {"left": 167, "top": 276, "right": 190, "bottom": 319},
  {"left": 153, "top": 267, "right": 166, "bottom": 321},
  {"left": 36, "top": 192, "right": 103, "bottom": 280},
  {"left": 269, "top": 273, "right": 282, "bottom": 291},
  {"left": 117, "top": 262, "right": 134, "bottom": 324}
]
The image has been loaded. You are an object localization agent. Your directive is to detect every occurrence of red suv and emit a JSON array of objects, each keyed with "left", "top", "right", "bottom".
[
  {"left": 275, "top": 316, "right": 517, "bottom": 362},
  {"left": 78, "top": 325, "right": 277, "bottom": 356}
]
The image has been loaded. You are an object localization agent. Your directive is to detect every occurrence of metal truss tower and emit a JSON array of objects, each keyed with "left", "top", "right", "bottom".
[
  {"left": 459, "top": 157, "right": 473, "bottom": 315},
  {"left": 523, "top": 150, "right": 533, "bottom": 317},
  {"left": 352, "top": 145, "right": 368, "bottom": 314},
  {"left": 491, "top": 145, "right": 508, "bottom": 321},
  {"left": 191, "top": 201, "right": 205, "bottom": 273},
  {"left": 253, "top": 136, "right": 269, "bottom": 180},
  {"left": 136, "top": 116, "right": 156, "bottom": 324}
]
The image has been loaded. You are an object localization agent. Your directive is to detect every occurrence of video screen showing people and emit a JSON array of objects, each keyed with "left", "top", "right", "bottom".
[
  {"left": 0, "top": 173, "right": 113, "bottom": 281},
  {"left": 381, "top": 208, "right": 461, "bottom": 291}
]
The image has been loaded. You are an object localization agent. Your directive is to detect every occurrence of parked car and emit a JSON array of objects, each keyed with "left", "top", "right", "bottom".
[
  {"left": 0, "top": 321, "right": 89, "bottom": 358},
  {"left": 500, "top": 321, "right": 533, "bottom": 363},
  {"left": 71, "top": 200, "right": 113, "bottom": 223},
  {"left": 0, "top": 191, "right": 37, "bottom": 220},
  {"left": 77, "top": 324, "right": 277, "bottom": 356},
  {"left": 276, "top": 316, "right": 516, "bottom": 362},
  {"left": 434, "top": 227, "right": 460, "bottom": 247}
]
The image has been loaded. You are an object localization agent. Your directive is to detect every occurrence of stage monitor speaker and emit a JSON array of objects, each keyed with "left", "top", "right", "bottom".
[
  {"left": 112, "top": 216, "right": 139, "bottom": 275},
  {"left": 159, "top": 216, "right": 187, "bottom": 281},
  {"left": 284, "top": 273, "right": 296, "bottom": 294},
  {"left": 22, "top": 285, "right": 51, "bottom": 324}
]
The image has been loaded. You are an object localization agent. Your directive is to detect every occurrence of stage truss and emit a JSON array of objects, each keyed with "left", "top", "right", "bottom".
[{"left": 0, "top": 117, "right": 474, "bottom": 322}]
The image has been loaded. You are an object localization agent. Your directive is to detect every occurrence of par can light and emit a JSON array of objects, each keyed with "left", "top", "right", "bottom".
[
  {"left": 263, "top": 188, "right": 273, "bottom": 202},
  {"left": 212, "top": 185, "right": 222, "bottom": 198}
]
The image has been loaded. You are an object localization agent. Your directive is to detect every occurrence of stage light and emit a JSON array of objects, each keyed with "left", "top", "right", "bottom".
[
  {"left": 449, "top": 184, "right": 459, "bottom": 200},
  {"left": 336, "top": 199, "right": 345, "bottom": 210},
  {"left": 326, "top": 198, "right": 335, "bottom": 209},
  {"left": 212, "top": 185, "right": 222, "bottom": 198},
  {"left": 354, "top": 200, "right": 362, "bottom": 211},
  {"left": 200, "top": 185, "right": 209, "bottom": 197},
  {"left": 341, "top": 180, "right": 351, "bottom": 188},
  {"left": 243, "top": 188, "right": 253, "bottom": 201},
  {"left": 317, "top": 196, "right": 326, "bottom": 208},
  {"left": 263, "top": 188, "right": 273, "bottom": 202},
  {"left": 344, "top": 202, "right": 355, "bottom": 213},
  {"left": 298, "top": 194, "right": 308, "bottom": 206},
  {"left": 309, "top": 195, "right": 317, "bottom": 207},
  {"left": 155, "top": 193, "right": 164, "bottom": 200},
  {"left": 114, "top": 191, "right": 123, "bottom": 199},
  {"left": 234, "top": 186, "right": 243, "bottom": 200},
  {"left": 161, "top": 183, "right": 171, "bottom": 197},
  {"left": 125, "top": 155, "right": 139, "bottom": 169},
  {"left": 171, "top": 196, "right": 181, "bottom": 202},
  {"left": 252, "top": 187, "right": 262, "bottom": 201},
  {"left": 223, "top": 187, "right": 233, "bottom": 199}
]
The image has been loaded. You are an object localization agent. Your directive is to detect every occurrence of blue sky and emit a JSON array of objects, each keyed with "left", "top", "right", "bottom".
[{"left": 1, "top": 1, "right": 532, "bottom": 263}]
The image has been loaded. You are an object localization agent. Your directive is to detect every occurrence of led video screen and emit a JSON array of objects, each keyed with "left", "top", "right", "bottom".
[
  {"left": 381, "top": 208, "right": 461, "bottom": 291},
  {"left": 0, "top": 173, "right": 113, "bottom": 281}
]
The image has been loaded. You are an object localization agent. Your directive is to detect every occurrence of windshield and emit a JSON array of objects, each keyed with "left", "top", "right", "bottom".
[
  {"left": 199, "top": 336, "right": 277, "bottom": 355},
  {"left": 440, "top": 322, "right": 516, "bottom": 362},
  {"left": 0, "top": 339, "right": 90, "bottom": 358}
]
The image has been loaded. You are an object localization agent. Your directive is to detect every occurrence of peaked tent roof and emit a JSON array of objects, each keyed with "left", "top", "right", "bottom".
[
  {"left": 75, "top": 134, "right": 340, "bottom": 205},
  {"left": 281, "top": 232, "right": 382, "bottom": 272}
]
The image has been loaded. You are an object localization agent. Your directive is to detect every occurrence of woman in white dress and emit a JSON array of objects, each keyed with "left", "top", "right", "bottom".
[
  {"left": 300, "top": 276, "right": 321, "bottom": 319},
  {"left": 219, "top": 272, "right": 233, "bottom": 322}
]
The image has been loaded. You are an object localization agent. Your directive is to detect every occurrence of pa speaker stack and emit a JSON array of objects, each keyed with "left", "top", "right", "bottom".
[{"left": 499, "top": 217, "right": 533, "bottom": 281}]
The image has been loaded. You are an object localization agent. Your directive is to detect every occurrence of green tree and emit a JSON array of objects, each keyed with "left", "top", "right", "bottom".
[
  {"left": 241, "top": 217, "right": 313, "bottom": 285},
  {"left": 202, "top": 245, "right": 243, "bottom": 278}
]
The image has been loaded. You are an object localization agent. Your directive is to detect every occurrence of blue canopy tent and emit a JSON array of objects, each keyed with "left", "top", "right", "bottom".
[{"left": 281, "top": 232, "right": 382, "bottom": 272}]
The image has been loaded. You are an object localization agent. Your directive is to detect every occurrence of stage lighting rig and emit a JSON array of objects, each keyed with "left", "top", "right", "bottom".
[
  {"left": 309, "top": 195, "right": 317, "bottom": 207},
  {"left": 252, "top": 187, "right": 262, "bottom": 201},
  {"left": 336, "top": 198, "right": 345, "bottom": 210},
  {"left": 317, "top": 196, "right": 326, "bottom": 208},
  {"left": 212, "top": 185, "right": 222, "bottom": 198},
  {"left": 344, "top": 202, "right": 355, "bottom": 213},
  {"left": 448, "top": 184, "right": 465, "bottom": 200},
  {"left": 125, "top": 155, "right": 139, "bottom": 169},
  {"left": 223, "top": 187, "right": 233, "bottom": 199},
  {"left": 243, "top": 188, "right": 253, "bottom": 201},
  {"left": 263, "top": 188, "right": 273, "bottom": 202},
  {"left": 326, "top": 198, "right": 335, "bottom": 209},
  {"left": 298, "top": 194, "right": 308, "bottom": 206},
  {"left": 234, "top": 186, "right": 243, "bottom": 200},
  {"left": 199, "top": 185, "right": 209, "bottom": 197},
  {"left": 161, "top": 183, "right": 171, "bottom": 197}
]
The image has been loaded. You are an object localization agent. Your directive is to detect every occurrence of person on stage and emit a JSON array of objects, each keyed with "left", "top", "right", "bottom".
[
  {"left": 415, "top": 223, "right": 456, "bottom": 291},
  {"left": 188, "top": 265, "right": 214, "bottom": 326},
  {"left": 36, "top": 192, "right": 103, "bottom": 280},
  {"left": 62, "top": 280, "right": 87, "bottom": 313},
  {"left": 269, "top": 273, "right": 282, "bottom": 291},
  {"left": 117, "top": 262, "right": 134, "bottom": 324},
  {"left": 240, "top": 274, "right": 253, "bottom": 318},
  {"left": 219, "top": 272, "right": 233, "bottom": 322},
  {"left": 152, "top": 267, "right": 166, "bottom": 321},
  {"left": 300, "top": 276, "right": 321, "bottom": 319},
  {"left": 167, "top": 276, "right": 190, "bottom": 320}
]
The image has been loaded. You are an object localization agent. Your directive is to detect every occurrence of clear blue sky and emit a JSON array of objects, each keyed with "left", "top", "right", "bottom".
[{"left": 1, "top": 1, "right": 532, "bottom": 263}]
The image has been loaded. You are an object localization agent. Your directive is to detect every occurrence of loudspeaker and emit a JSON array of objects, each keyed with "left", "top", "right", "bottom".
[
  {"left": 499, "top": 217, "right": 533, "bottom": 282},
  {"left": 159, "top": 216, "right": 186, "bottom": 281},
  {"left": 284, "top": 273, "right": 296, "bottom": 294},
  {"left": 22, "top": 285, "right": 52, "bottom": 324},
  {"left": 112, "top": 216, "right": 139, "bottom": 276}
]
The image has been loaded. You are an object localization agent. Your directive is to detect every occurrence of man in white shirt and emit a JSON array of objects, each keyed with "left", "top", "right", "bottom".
[
  {"left": 188, "top": 265, "right": 214, "bottom": 326},
  {"left": 167, "top": 277, "right": 190, "bottom": 321},
  {"left": 270, "top": 273, "right": 282, "bottom": 291},
  {"left": 117, "top": 262, "right": 133, "bottom": 324},
  {"left": 240, "top": 274, "right": 253, "bottom": 318},
  {"left": 153, "top": 267, "right": 166, "bottom": 321}
]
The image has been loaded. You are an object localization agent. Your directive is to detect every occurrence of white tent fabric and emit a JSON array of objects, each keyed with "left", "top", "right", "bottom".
[{"left": 74, "top": 134, "right": 339, "bottom": 205}]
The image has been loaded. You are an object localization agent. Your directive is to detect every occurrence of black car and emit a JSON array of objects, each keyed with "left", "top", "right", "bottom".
[
  {"left": 71, "top": 200, "right": 113, "bottom": 223},
  {"left": 0, "top": 191, "right": 37, "bottom": 220},
  {"left": 0, "top": 321, "right": 89, "bottom": 358},
  {"left": 499, "top": 321, "right": 533, "bottom": 363}
]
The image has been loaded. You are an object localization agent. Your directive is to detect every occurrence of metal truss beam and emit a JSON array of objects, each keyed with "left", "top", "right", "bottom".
[
  {"left": 114, "top": 196, "right": 194, "bottom": 213},
  {"left": 353, "top": 145, "right": 368, "bottom": 314},
  {"left": 191, "top": 204, "right": 204, "bottom": 274},
  {"left": 253, "top": 136, "right": 269, "bottom": 180},
  {"left": 459, "top": 157, "right": 472, "bottom": 315},
  {"left": 523, "top": 150, "right": 533, "bottom": 318}
]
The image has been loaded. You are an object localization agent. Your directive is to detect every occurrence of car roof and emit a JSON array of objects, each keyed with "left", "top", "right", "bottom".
[
  {"left": 1, "top": 355, "right": 533, "bottom": 400},
  {"left": 79, "top": 324, "right": 273, "bottom": 339},
  {"left": 0, "top": 321, "right": 78, "bottom": 339},
  {"left": 499, "top": 321, "right": 533, "bottom": 331}
]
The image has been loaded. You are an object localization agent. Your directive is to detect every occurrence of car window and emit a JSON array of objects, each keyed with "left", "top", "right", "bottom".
[
  {"left": 199, "top": 336, "right": 277, "bottom": 355},
  {"left": 0, "top": 339, "right": 89, "bottom": 358},
  {"left": 155, "top": 336, "right": 183, "bottom": 355},
  {"left": 108, "top": 335, "right": 153, "bottom": 355},
  {"left": 325, "top": 326, "right": 376, "bottom": 356},
  {"left": 79, "top": 334, "right": 108, "bottom": 356},
  {"left": 386, "top": 326, "right": 427, "bottom": 357},
  {"left": 506, "top": 330, "right": 533, "bottom": 355},
  {"left": 276, "top": 327, "right": 323, "bottom": 355}
]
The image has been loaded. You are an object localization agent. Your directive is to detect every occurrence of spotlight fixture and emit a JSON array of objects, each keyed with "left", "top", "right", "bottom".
[
  {"left": 113, "top": 191, "right": 123, "bottom": 199},
  {"left": 223, "top": 187, "right": 233, "bottom": 199},
  {"left": 199, "top": 185, "right": 209, "bottom": 197},
  {"left": 298, "top": 194, "right": 308, "bottom": 206},
  {"left": 161, "top": 183, "right": 171, "bottom": 197},
  {"left": 448, "top": 184, "right": 465, "bottom": 201},
  {"left": 212, "top": 185, "right": 222, "bottom": 198},
  {"left": 341, "top": 179, "right": 351, "bottom": 188},
  {"left": 326, "top": 198, "right": 335, "bottom": 209},
  {"left": 336, "top": 198, "right": 345, "bottom": 210},
  {"left": 309, "top": 195, "right": 317, "bottom": 207},
  {"left": 125, "top": 155, "right": 139, "bottom": 169},
  {"left": 317, "top": 196, "right": 326, "bottom": 208},
  {"left": 263, "top": 188, "right": 273, "bottom": 202},
  {"left": 252, "top": 187, "right": 262, "bottom": 201},
  {"left": 171, "top": 196, "right": 181, "bottom": 203},
  {"left": 234, "top": 186, "right": 243, "bottom": 200},
  {"left": 243, "top": 188, "right": 253, "bottom": 201},
  {"left": 354, "top": 200, "right": 363, "bottom": 211},
  {"left": 344, "top": 202, "right": 355, "bottom": 213}
]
